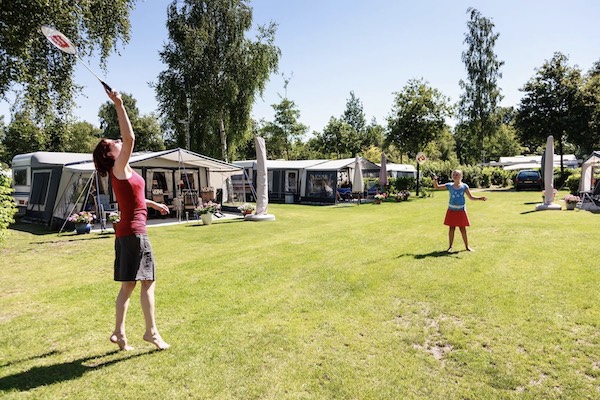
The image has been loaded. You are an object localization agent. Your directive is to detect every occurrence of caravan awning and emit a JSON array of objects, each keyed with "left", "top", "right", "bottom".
[{"left": 64, "top": 148, "right": 242, "bottom": 177}]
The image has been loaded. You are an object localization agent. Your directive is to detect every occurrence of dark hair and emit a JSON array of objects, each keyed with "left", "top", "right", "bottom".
[{"left": 93, "top": 139, "right": 115, "bottom": 177}]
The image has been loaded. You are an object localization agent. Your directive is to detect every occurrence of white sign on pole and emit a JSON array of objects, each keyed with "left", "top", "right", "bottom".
[{"left": 416, "top": 152, "right": 427, "bottom": 165}]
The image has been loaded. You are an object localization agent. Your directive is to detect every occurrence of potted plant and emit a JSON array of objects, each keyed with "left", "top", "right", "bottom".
[
  {"left": 68, "top": 211, "right": 95, "bottom": 234},
  {"left": 195, "top": 201, "right": 221, "bottom": 225},
  {"left": 394, "top": 190, "right": 411, "bottom": 202},
  {"left": 237, "top": 203, "right": 255, "bottom": 216},
  {"left": 107, "top": 211, "right": 120, "bottom": 230},
  {"left": 563, "top": 194, "right": 580, "bottom": 210},
  {"left": 374, "top": 193, "right": 386, "bottom": 204}
]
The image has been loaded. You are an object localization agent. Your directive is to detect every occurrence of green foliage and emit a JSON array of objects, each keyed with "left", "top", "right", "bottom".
[
  {"left": 2, "top": 112, "right": 46, "bottom": 164},
  {"left": 482, "top": 166, "right": 513, "bottom": 187},
  {"left": 0, "top": 0, "right": 135, "bottom": 124},
  {"left": 386, "top": 78, "right": 453, "bottom": 158},
  {"left": 0, "top": 168, "right": 17, "bottom": 242},
  {"left": 515, "top": 53, "right": 584, "bottom": 160},
  {"left": 260, "top": 97, "right": 308, "bottom": 159},
  {"left": 98, "top": 93, "right": 165, "bottom": 151},
  {"left": 565, "top": 172, "right": 581, "bottom": 195},
  {"left": 389, "top": 176, "right": 416, "bottom": 191},
  {"left": 458, "top": 8, "right": 504, "bottom": 164},
  {"left": 156, "top": 0, "right": 280, "bottom": 161},
  {"left": 554, "top": 166, "right": 576, "bottom": 189}
]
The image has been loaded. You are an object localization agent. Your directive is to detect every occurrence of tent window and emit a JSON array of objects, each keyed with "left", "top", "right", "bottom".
[
  {"left": 306, "top": 171, "right": 336, "bottom": 199},
  {"left": 179, "top": 172, "right": 195, "bottom": 190},
  {"left": 30, "top": 171, "right": 51, "bottom": 206},
  {"left": 152, "top": 172, "right": 168, "bottom": 191}
]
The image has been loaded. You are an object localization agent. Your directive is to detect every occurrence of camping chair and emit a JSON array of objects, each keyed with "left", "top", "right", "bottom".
[{"left": 578, "top": 180, "right": 600, "bottom": 213}]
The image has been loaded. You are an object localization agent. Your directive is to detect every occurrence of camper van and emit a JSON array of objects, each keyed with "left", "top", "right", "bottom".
[{"left": 11, "top": 152, "right": 94, "bottom": 221}]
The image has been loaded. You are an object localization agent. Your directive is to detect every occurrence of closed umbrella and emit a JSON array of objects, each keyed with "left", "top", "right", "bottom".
[
  {"left": 352, "top": 156, "right": 364, "bottom": 205},
  {"left": 379, "top": 152, "right": 388, "bottom": 190}
]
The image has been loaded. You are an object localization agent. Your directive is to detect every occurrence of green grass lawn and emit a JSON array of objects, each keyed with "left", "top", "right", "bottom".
[{"left": 1, "top": 190, "right": 599, "bottom": 399}]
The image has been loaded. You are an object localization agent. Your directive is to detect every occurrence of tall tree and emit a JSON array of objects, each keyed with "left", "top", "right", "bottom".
[
  {"left": 155, "top": 0, "right": 280, "bottom": 162},
  {"left": 98, "top": 93, "right": 165, "bottom": 151},
  {"left": 342, "top": 91, "right": 366, "bottom": 134},
  {"left": 577, "top": 60, "right": 600, "bottom": 156},
  {"left": 386, "top": 78, "right": 453, "bottom": 159},
  {"left": 0, "top": 1, "right": 136, "bottom": 124},
  {"left": 458, "top": 7, "right": 504, "bottom": 164},
  {"left": 260, "top": 97, "right": 307, "bottom": 159},
  {"left": 2, "top": 112, "right": 46, "bottom": 164},
  {"left": 515, "top": 52, "right": 584, "bottom": 170}
]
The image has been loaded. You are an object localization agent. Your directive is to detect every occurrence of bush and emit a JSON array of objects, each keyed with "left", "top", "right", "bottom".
[
  {"left": 389, "top": 176, "right": 416, "bottom": 191},
  {"left": 0, "top": 167, "right": 17, "bottom": 242},
  {"left": 565, "top": 173, "right": 581, "bottom": 195}
]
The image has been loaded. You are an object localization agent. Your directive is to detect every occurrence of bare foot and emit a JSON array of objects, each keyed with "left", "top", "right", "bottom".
[
  {"left": 110, "top": 333, "right": 134, "bottom": 351},
  {"left": 143, "top": 333, "right": 170, "bottom": 350},
  {"left": 466, "top": 247, "right": 474, "bottom": 252},
  {"left": 447, "top": 247, "right": 453, "bottom": 253}
]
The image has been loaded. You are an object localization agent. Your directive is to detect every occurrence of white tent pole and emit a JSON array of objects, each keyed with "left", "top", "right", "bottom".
[{"left": 94, "top": 171, "right": 106, "bottom": 232}]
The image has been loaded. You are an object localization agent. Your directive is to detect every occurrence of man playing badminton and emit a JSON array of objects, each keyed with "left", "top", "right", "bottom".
[{"left": 93, "top": 87, "right": 170, "bottom": 351}]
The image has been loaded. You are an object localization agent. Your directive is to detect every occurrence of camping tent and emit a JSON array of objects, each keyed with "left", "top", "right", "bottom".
[
  {"left": 13, "top": 148, "right": 241, "bottom": 229},
  {"left": 11, "top": 152, "right": 93, "bottom": 224},
  {"left": 577, "top": 151, "right": 600, "bottom": 213},
  {"left": 301, "top": 157, "right": 380, "bottom": 204},
  {"left": 578, "top": 151, "right": 600, "bottom": 193}
]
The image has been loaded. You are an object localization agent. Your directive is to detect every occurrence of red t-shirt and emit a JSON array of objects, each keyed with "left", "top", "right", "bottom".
[{"left": 111, "top": 170, "right": 147, "bottom": 237}]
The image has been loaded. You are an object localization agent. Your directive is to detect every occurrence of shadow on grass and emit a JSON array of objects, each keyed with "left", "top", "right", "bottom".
[
  {"left": 9, "top": 222, "right": 54, "bottom": 236},
  {"left": 0, "top": 350, "right": 60, "bottom": 369},
  {"left": 0, "top": 349, "right": 153, "bottom": 392},
  {"left": 520, "top": 209, "right": 540, "bottom": 214},
  {"left": 185, "top": 218, "right": 246, "bottom": 227},
  {"left": 397, "top": 250, "right": 461, "bottom": 259},
  {"left": 30, "top": 235, "right": 111, "bottom": 245}
]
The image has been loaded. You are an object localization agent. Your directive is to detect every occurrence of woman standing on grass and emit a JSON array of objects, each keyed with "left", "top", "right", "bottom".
[
  {"left": 93, "top": 87, "right": 170, "bottom": 351},
  {"left": 432, "top": 170, "right": 487, "bottom": 253}
]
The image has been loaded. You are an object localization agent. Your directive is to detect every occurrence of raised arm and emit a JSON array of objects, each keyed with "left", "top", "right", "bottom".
[
  {"left": 106, "top": 88, "right": 134, "bottom": 178},
  {"left": 432, "top": 174, "right": 447, "bottom": 191}
]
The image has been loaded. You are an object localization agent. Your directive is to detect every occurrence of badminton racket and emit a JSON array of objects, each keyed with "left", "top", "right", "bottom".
[{"left": 40, "top": 25, "right": 112, "bottom": 91}]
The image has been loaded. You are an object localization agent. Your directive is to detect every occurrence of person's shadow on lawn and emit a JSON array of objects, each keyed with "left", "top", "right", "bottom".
[
  {"left": 0, "top": 349, "right": 151, "bottom": 392},
  {"left": 397, "top": 250, "right": 460, "bottom": 259}
]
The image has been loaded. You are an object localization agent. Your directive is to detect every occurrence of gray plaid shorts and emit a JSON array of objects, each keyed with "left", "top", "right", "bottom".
[{"left": 114, "top": 234, "right": 156, "bottom": 281}]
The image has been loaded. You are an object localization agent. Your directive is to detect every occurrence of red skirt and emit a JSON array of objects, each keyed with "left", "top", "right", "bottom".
[{"left": 444, "top": 209, "right": 470, "bottom": 227}]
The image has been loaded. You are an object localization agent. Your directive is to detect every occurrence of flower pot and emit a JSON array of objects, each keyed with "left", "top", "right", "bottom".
[
  {"left": 565, "top": 202, "right": 576, "bottom": 210},
  {"left": 201, "top": 213, "right": 213, "bottom": 225},
  {"left": 75, "top": 223, "right": 91, "bottom": 234}
]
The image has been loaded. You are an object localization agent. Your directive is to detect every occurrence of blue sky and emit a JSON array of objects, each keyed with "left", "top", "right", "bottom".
[{"left": 1, "top": 0, "right": 599, "bottom": 135}]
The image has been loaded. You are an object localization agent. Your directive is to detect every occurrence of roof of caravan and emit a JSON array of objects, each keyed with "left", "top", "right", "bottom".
[
  {"left": 12, "top": 152, "right": 92, "bottom": 168},
  {"left": 63, "top": 148, "right": 241, "bottom": 174},
  {"left": 234, "top": 159, "right": 326, "bottom": 169},
  {"left": 384, "top": 163, "right": 416, "bottom": 172},
  {"left": 304, "top": 157, "right": 380, "bottom": 171}
]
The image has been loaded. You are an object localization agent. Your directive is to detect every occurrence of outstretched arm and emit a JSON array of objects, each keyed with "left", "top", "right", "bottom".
[
  {"left": 146, "top": 199, "right": 170, "bottom": 215},
  {"left": 466, "top": 188, "right": 487, "bottom": 201}
]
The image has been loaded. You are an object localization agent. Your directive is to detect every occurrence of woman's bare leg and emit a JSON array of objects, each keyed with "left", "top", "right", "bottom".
[
  {"left": 140, "top": 280, "right": 170, "bottom": 350},
  {"left": 111, "top": 281, "right": 136, "bottom": 351}
]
